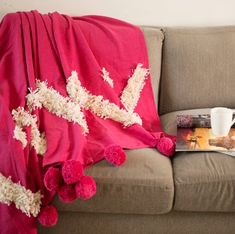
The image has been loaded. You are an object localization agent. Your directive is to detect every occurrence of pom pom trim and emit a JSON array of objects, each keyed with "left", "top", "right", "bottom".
[
  {"left": 156, "top": 136, "right": 175, "bottom": 157},
  {"left": 44, "top": 167, "right": 63, "bottom": 191},
  {"left": 104, "top": 145, "right": 126, "bottom": 166},
  {"left": 75, "top": 176, "right": 96, "bottom": 200},
  {"left": 62, "top": 160, "right": 84, "bottom": 185},
  {"left": 58, "top": 184, "right": 77, "bottom": 203},
  {"left": 38, "top": 205, "right": 58, "bottom": 227}
]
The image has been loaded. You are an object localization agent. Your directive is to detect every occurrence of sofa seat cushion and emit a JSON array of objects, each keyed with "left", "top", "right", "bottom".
[
  {"left": 161, "top": 109, "right": 235, "bottom": 212},
  {"left": 52, "top": 148, "right": 174, "bottom": 215}
]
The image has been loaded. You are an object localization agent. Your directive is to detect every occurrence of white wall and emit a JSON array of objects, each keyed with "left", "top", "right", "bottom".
[{"left": 1, "top": 0, "right": 235, "bottom": 26}]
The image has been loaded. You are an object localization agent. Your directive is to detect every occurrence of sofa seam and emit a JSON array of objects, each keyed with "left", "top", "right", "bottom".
[
  {"left": 95, "top": 180, "right": 174, "bottom": 191},
  {"left": 175, "top": 178, "right": 235, "bottom": 186}
]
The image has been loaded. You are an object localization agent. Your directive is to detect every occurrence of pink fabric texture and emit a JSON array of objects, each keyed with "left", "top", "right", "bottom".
[{"left": 0, "top": 11, "right": 175, "bottom": 233}]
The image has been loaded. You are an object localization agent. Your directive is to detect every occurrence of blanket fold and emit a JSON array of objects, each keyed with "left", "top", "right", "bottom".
[{"left": 0, "top": 11, "right": 175, "bottom": 233}]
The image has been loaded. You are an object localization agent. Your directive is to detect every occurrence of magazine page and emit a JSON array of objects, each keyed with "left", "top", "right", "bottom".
[
  {"left": 219, "top": 151, "right": 235, "bottom": 157},
  {"left": 176, "top": 114, "right": 235, "bottom": 152}
]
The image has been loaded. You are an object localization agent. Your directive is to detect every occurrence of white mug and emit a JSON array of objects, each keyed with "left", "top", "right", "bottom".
[{"left": 210, "top": 107, "right": 235, "bottom": 136}]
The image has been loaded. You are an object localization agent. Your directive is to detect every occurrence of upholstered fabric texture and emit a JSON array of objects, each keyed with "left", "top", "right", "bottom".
[
  {"left": 38, "top": 211, "right": 235, "bottom": 234},
  {"left": 160, "top": 26, "right": 235, "bottom": 114},
  {"left": 161, "top": 109, "right": 235, "bottom": 212},
  {"left": 141, "top": 27, "right": 164, "bottom": 107},
  {"left": 52, "top": 148, "right": 174, "bottom": 215}
]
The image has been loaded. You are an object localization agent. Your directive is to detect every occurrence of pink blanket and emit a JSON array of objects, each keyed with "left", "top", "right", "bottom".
[{"left": 0, "top": 11, "right": 175, "bottom": 233}]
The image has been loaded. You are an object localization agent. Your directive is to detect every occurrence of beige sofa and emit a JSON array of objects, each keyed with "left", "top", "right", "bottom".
[{"left": 39, "top": 26, "right": 235, "bottom": 234}]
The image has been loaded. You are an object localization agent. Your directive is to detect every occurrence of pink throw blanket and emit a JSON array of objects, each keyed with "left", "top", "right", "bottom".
[{"left": 0, "top": 11, "right": 175, "bottom": 233}]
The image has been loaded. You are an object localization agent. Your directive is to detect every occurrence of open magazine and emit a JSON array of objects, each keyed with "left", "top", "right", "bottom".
[{"left": 176, "top": 114, "right": 235, "bottom": 157}]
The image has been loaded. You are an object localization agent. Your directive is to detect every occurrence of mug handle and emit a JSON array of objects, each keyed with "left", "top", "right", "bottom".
[{"left": 231, "top": 111, "right": 235, "bottom": 127}]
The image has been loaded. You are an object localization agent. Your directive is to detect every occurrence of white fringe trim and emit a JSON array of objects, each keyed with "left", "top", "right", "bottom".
[
  {"left": 0, "top": 173, "right": 42, "bottom": 217},
  {"left": 12, "top": 64, "right": 146, "bottom": 146},
  {"left": 66, "top": 71, "right": 142, "bottom": 127},
  {"left": 26, "top": 80, "right": 89, "bottom": 134},
  {"left": 101, "top": 67, "right": 114, "bottom": 88},
  {"left": 13, "top": 125, "right": 27, "bottom": 148},
  {"left": 120, "top": 64, "right": 149, "bottom": 113},
  {"left": 12, "top": 107, "right": 46, "bottom": 155}
]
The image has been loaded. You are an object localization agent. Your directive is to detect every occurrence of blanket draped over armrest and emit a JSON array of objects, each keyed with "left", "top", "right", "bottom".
[{"left": 0, "top": 11, "right": 175, "bottom": 233}]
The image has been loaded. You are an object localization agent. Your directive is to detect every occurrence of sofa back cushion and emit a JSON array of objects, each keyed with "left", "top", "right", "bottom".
[
  {"left": 141, "top": 27, "right": 164, "bottom": 108},
  {"left": 159, "top": 26, "right": 235, "bottom": 114}
]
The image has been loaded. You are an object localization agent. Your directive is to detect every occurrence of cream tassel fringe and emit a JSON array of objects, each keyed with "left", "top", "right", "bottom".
[
  {"left": 120, "top": 64, "right": 149, "bottom": 113},
  {"left": 26, "top": 80, "right": 89, "bottom": 134},
  {"left": 67, "top": 71, "right": 142, "bottom": 127},
  {"left": 0, "top": 173, "right": 42, "bottom": 217},
  {"left": 12, "top": 107, "right": 46, "bottom": 155}
]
